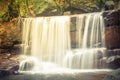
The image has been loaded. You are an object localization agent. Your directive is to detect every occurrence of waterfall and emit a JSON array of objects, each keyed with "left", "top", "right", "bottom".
[
  {"left": 78, "top": 13, "right": 105, "bottom": 69},
  {"left": 20, "top": 17, "right": 71, "bottom": 71},
  {"left": 64, "top": 13, "right": 106, "bottom": 69},
  {"left": 76, "top": 13, "right": 105, "bottom": 48},
  {"left": 19, "top": 12, "right": 106, "bottom": 71}
]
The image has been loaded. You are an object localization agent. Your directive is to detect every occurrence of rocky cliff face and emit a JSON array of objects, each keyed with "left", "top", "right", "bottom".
[
  {"left": 102, "top": 10, "right": 120, "bottom": 69},
  {"left": 104, "top": 10, "right": 120, "bottom": 49},
  {"left": 0, "top": 19, "right": 21, "bottom": 54}
]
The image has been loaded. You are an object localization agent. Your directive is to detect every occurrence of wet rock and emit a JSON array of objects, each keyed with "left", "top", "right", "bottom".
[
  {"left": 71, "top": 31, "right": 77, "bottom": 48},
  {"left": 0, "top": 54, "right": 19, "bottom": 76},
  {"left": 107, "top": 56, "right": 120, "bottom": 69},
  {"left": 19, "top": 59, "right": 35, "bottom": 71},
  {"left": 103, "top": 68, "right": 120, "bottom": 80},
  {"left": 0, "top": 65, "right": 19, "bottom": 75},
  {"left": 103, "top": 10, "right": 120, "bottom": 26},
  {"left": 0, "top": 64, "right": 19, "bottom": 80},
  {"left": 98, "top": 49, "right": 120, "bottom": 69},
  {"left": 105, "top": 26, "right": 120, "bottom": 49},
  {"left": 103, "top": 10, "right": 120, "bottom": 49},
  {"left": 0, "top": 69, "right": 10, "bottom": 77},
  {"left": 105, "top": 49, "right": 120, "bottom": 57},
  {"left": 0, "top": 41, "right": 22, "bottom": 54}
]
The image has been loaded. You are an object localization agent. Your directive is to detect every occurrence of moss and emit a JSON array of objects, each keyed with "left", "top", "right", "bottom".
[
  {"left": 0, "top": 0, "right": 119, "bottom": 21},
  {"left": 0, "top": 0, "right": 10, "bottom": 22},
  {"left": 0, "top": 0, "right": 108, "bottom": 20},
  {"left": 0, "top": 0, "right": 19, "bottom": 22}
]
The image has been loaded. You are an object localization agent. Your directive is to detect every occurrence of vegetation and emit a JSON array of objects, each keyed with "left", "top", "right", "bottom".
[{"left": 0, "top": 0, "right": 119, "bottom": 23}]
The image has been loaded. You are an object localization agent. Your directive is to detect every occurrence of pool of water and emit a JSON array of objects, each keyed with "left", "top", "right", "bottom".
[{"left": 2, "top": 69, "right": 112, "bottom": 80}]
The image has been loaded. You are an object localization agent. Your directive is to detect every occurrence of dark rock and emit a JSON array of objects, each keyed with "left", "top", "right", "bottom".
[
  {"left": 103, "top": 68, "right": 120, "bottom": 80},
  {"left": 0, "top": 64, "right": 19, "bottom": 76},
  {"left": 0, "top": 22, "right": 21, "bottom": 54},
  {"left": 98, "top": 49, "right": 120, "bottom": 69},
  {"left": 99, "top": 57, "right": 108, "bottom": 68},
  {"left": 0, "top": 69, "right": 10, "bottom": 77},
  {"left": 99, "top": 10, "right": 120, "bottom": 49},
  {"left": 103, "top": 10, "right": 120, "bottom": 27},
  {"left": 105, "top": 26, "right": 120, "bottom": 49},
  {"left": 107, "top": 56, "right": 120, "bottom": 69},
  {"left": 100, "top": 55, "right": 120, "bottom": 69}
]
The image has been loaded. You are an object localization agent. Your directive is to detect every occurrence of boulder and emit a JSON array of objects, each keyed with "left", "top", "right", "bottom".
[{"left": 103, "top": 68, "right": 120, "bottom": 80}]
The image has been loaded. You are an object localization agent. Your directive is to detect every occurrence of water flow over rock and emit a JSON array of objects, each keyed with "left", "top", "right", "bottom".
[
  {"left": 20, "top": 17, "right": 71, "bottom": 71},
  {"left": 64, "top": 13, "right": 106, "bottom": 69},
  {"left": 76, "top": 13, "right": 105, "bottom": 48},
  {"left": 19, "top": 12, "right": 106, "bottom": 71}
]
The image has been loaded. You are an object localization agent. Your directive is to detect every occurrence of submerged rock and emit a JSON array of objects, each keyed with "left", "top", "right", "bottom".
[
  {"left": 103, "top": 68, "right": 120, "bottom": 80},
  {"left": 19, "top": 59, "right": 35, "bottom": 71}
]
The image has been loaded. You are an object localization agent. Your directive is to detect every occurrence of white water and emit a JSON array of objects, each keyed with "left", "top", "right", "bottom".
[
  {"left": 21, "top": 17, "right": 71, "bottom": 71},
  {"left": 76, "top": 13, "right": 105, "bottom": 48},
  {"left": 65, "top": 13, "right": 105, "bottom": 69},
  {"left": 19, "top": 12, "right": 106, "bottom": 71}
]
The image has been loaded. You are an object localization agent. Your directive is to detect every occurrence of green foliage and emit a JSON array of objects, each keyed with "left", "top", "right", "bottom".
[
  {"left": 0, "top": 0, "right": 10, "bottom": 22},
  {"left": 69, "top": 0, "right": 98, "bottom": 12},
  {"left": 9, "top": 0, "right": 19, "bottom": 17},
  {"left": 94, "top": 0, "right": 106, "bottom": 4},
  {"left": 18, "top": 0, "right": 27, "bottom": 17},
  {"left": 1, "top": 0, "right": 119, "bottom": 21},
  {"left": 17, "top": 0, "right": 61, "bottom": 16},
  {"left": 30, "top": 0, "right": 48, "bottom": 15},
  {"left": 52, "top": 0, "right": 99, "bottom": 12},
  {"left": 0, "top": 0, "right": 105, "bottom": 19}
]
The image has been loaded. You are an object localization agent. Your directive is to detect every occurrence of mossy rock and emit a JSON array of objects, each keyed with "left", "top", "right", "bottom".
[{"left": 0, "top": 0, "right": 10, "bottom": 22}]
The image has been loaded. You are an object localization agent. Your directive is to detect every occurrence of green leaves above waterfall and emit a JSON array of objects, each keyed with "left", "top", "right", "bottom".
[
  {"left": 0, "top": 0, "right": 10, "bottom": 22},
  {"left": 0, "top": 0, "right": 119, "bottom": 22},
  {"left": 16, "top": 0, "right": 102, "bottom": 16},
  {"left": 18, "top": 0, "right": 66, "bottom": 17},
  {"left": 0, "top": 0, "right": 107, "bottom": 19}
]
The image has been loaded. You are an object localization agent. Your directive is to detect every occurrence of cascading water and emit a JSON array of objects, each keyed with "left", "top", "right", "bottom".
[
  {"left": 20, "top": 17, "right": 71, "bottom": 71},
  {"left": 19, "top": 12, "right": 106, "bottom": 71},
  {"left": 78, "top": 13, "right": 105, "bottom": 48},
  {"left": 64, "top": 13, "right": 106, "bottom": 69}
]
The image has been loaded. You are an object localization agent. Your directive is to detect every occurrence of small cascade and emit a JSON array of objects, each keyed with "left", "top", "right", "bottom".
[
  {"left": 64, "top": 13, "right": 106, "bottom": 69},
  {"left": 76, "top": 13, "right": 105, "bottom": 48},
  {"left": 19, "top": 12, "right": 106, "bottom": 71}
]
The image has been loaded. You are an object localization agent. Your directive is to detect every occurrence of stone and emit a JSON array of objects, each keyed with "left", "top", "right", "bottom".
[
  {"left": 103, "top": 68, "right": 120, "bottom": 80},
  {"left": 0, "top": 54, "right": 19, "bottom": 71},
  {"left": 107, "top": 56, "right": 120, "bottom": 69},
  {"left": 105, "top": 26, "right": 120, "bottom": 49},
  {"left": 0, "top": 54, "right": 19, "bottom": 78},
  {"left": 0, "top": 65, "right": 19, "bottom": 77},
  {"left": 99, "top": 49, "right": 120, "bottom": 69},
  {"left": 103, "top": 10, "right": 120, "bottom": 26},
  {"left": 0, "top": 21, "right": 21, "bottom": 54},
  {"left": 19, "top": 58, "right": 35, "bottom": 71}
]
